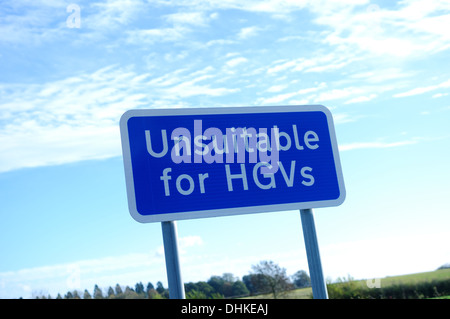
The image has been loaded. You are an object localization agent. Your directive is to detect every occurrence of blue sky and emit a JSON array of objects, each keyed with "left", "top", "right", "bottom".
[{"left": 1, "top": 0, "right": 450, "bottom": 298}]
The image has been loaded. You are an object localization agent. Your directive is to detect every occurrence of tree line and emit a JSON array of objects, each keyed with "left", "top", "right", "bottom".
[{"left": 33, "top": 260, "right": 311, "bottom": 299}]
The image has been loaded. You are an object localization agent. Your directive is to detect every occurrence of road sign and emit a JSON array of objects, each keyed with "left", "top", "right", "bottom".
[{"left": 120, "top": 105, "right": 345, "bottom": 223}]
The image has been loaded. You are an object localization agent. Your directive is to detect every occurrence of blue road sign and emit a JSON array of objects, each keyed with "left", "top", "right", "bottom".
[{"left": 120, "top": 105, "right": 345, "bottom": 223}]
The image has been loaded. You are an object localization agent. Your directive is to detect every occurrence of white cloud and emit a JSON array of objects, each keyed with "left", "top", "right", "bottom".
[
  {"left": 126, "top": 27, "right": 188, "bottom": 44},
  {"left": 432, "top": 92, "right": 449, "bottom": 98},
  {"left": 179, "top": 235, "right": 204, "bottom": 249},
  {"left": 88, "top": 0, "right": 147, "bottom": 28},
  {"left": 394, "top": 79, "right": 450, "bottom": 98},
  {"left": 345, "top": 93, "right": 377, "bottom": 104},
  {"left": 339, "top": 139, "right": 417, "bottom": 152},
  {"left": 0, "top": 65, "right": 240, "bottom": 173},
  {"left": 266, "top": 84, "right": 288, "bottom": 93},
  {"left": 0, "top": 123, "right": 121, "bottom": 173},
  {"left": 225, "top": 57, "right": 248, "bottom": 68},
  {"left": 332, "top": 113, "right": 361, "bottom": 124},
  {"left": 159, "top": 75, "right": 239, "bottom": 98},
  {"left": 159, "top": 0, "right": 309, "bottom": 14},
  {"left": 237, "top": 26, "right": 261, "bottom": 39},
  {"left": 256, "top": 83, "right": 326, "bottom": 105},
  {"left": 312, "top": 0, "right": 450, "bottom": 58},
  {"left": 0, "top": 235, "right": 203, "bottom": 298},
  {"left": 156, "top": 235, "right": 204, "bottom": 256},
  {"left": 0, "top": 252, "right": 163, "bottom": 298},
  {"left": 258, "top": 92, "right": 298, "bottom": 105},
  {"left": 349, "top": 68, "right": 413, "bottom": 84},
  {"left": 164, "top": 11, "right": 211, "bottom": 26},
  {"left": 321, "top": 231, "right": 450, "bottom": 280},
  {"left": 316, "top": 87, "right": 359, "bottom": 102},
  {"left": 2, "top": 0, "right": 449, "bottom": 174},
  {"left": 266, "top": 53, "right": 354, "bottom": 76},
  {"left": 267, "top": 59, "right": 301, "bottom": 75},
  {"left": 0, "top": 1, "right": 68, "bottom": 45}
]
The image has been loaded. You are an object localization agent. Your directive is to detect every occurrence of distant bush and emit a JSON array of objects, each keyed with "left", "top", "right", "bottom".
[{"left": 327, "top": 277, "right": 450, "bottom": 299}]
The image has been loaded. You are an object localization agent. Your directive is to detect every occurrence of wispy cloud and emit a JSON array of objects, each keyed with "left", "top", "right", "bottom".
[
  {"left": 432, "top": 92, "right": 449, "bottom": 99},
  {"left": 0, "top": 235, "right": 202, "bottom": 298},
  {"left": 348, "top": 68, "right": 413, "bottom": 84},
  {"left": 156, "top": 235, "right": 203, "bottom": 256},
  {"left": 164, "top": 11, "right": 211, "bottom": 26},
  {"left": 0, "top": 66, "right": 149, "bottom": 172},
  {"left": 0, "top": 62, "right": 244, "bottom": 172},
  {"left": 266, "top": 53, "right": 354, "bottom": 76},
  {"left": 126, "top": 27, "right": 189, "bottom": 44},
  {"left": 394, "top": 79, "right": 450, "bottom": 98},
  {"left": 87, "top": 0, "right": 147, "bottom": 28},
  {"left": 159, "top": 0, "right": 308, "bottom": 14},
  {"left": 321, "top": 231, "right": 450, "bottom": 280},
  {"left": 1, "top": 0, "right": 449, "bottom": 174},
  {"left": 256, "top": 83, "right": 326, "bottom": 105},
  {"left": 0, "top": 252, "right": 162, "bottom": 298},
  {"left": 339, "top": 139, "right": 418, "bottom": 152},
  {"left": 237, "top": 26, "right": 261, "bottom": 39},
  {"left": 0, "top": 1, "right": 67, "bottom": 45},
  {"left": 225, "top": 57, "right": 249, "bottom": 68},
  {"left": 345, "top": 94, "right": 377, "bottom": 104},
  {"left": 266, "top": 84, "right": 288, "bottom": 93},
  {"left": 313, "top": 0, "right": 450, "bottom": 58}
]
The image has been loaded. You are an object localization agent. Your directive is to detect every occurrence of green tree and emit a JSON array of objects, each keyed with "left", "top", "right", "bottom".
[
  {"left": 292, "top": 270, "right": 311, "bottom": 288},
  {"left": 243, "top": 273, "right": 271, "bottom": 295},
  {"left": 185, "top": 281, "right": 216, "bottom": 299},
  {"left": 147, "top": 288, "right": 163, "bottom": 299},
  {"left": 93, "top": 284, "right": 103, "bottom": 299},
  {"left": 83, "top": 289, "right": 92, "bottom": 299},
  {"left": 221, "top": 273, "right": 236, "bottom": 297},
  {"left": 195, "top": 281, "right": 215, "bottom": 298},
  {"left": 184, "top": 282, "right": 198, "bottom": 294},
  {"left": 232, "top": 280, "right": 249, "bottom": 297},
  {"left": 135, "top": 282, "right": 145, "bottom": 295},
  {"left": 107, "top": 286, "right": 115, "bottom": 299},
  {"left": 64, "top": 291, "right": 73, "bottom": 299},
  {"left": 186, "top": 290, "right": 207, "bottom": 299},
  {"left": 207, "top": 273, "right": 239, "bottom": 297},
  {"left": 123, "top": 286, "right": 140, "bottom": 299},
  {"left": 222, "top": 273, "right": 237, "bottom": 282},
  {"left": 115, "top": 284, "right": 123, "bottom": 296},
  {"left": 207, "top": 276, "right": 225, "bottom": 295},
  {"left": 250, "top": 260, "right": 293, "bottom": 298},
  {"left": 156, "top": 281, "right": 165, "bottom": 294},
  {"left": 437, "top": 263, "right": 450, "bottom": 270}
]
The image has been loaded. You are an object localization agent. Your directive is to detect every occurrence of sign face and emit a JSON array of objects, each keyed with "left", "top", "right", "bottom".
[{"left": 120, "top": 105, "right": 345, "bottom": 223}]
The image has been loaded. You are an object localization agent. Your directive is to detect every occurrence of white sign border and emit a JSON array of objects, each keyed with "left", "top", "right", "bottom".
[{"left": 120, "top": 105, "right": 346, "bottom": 223}]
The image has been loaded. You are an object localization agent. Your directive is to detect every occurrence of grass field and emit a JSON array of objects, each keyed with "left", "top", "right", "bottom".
[
  {"left": 243, "top": 268, "right": 450, "bottom": 299},
  {"left": 378, "top": 268, "right": 450, "bottom": 286},
  {"left": 242, "top": 287, "right": 313, "bottom": 299}
]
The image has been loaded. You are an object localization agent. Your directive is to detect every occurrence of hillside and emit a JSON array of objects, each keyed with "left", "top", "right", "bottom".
[{"left": 245, "top": 268, "right": 450, "bottom": 299}]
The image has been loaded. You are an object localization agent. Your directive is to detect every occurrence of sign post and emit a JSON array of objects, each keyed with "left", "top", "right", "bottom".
[
  {"left": 161, "top": 221, "right": 185, "bottom": 299},
  {"left": 120, "top": 105, "right": 345, "bottom": 299},
  {"left": 300, "top": 208, "right": 328, "bottom": 299}
]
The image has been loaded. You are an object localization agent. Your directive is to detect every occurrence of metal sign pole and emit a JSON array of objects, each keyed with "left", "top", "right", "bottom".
[
  {"left": 161, "top": 221, "right": 185, "bottom": 299},
  {"left": 300, "top": 209, "right": 329, "bottom": 299}
]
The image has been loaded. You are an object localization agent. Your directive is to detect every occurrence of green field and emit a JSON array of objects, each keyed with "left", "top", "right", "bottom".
[
  {"left": 243, "top": 268, "right": 450, "bottom": 299},
  {"left": 242, "top": 287, "right": 313, "bottom": 299},
  {"left": 377, "top": 268, "right": 450, "bottom": 286}
]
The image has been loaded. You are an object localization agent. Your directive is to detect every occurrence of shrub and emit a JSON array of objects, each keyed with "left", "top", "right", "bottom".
[{"left": 327, "top": 277, "right": 450, "bottom": 299}]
